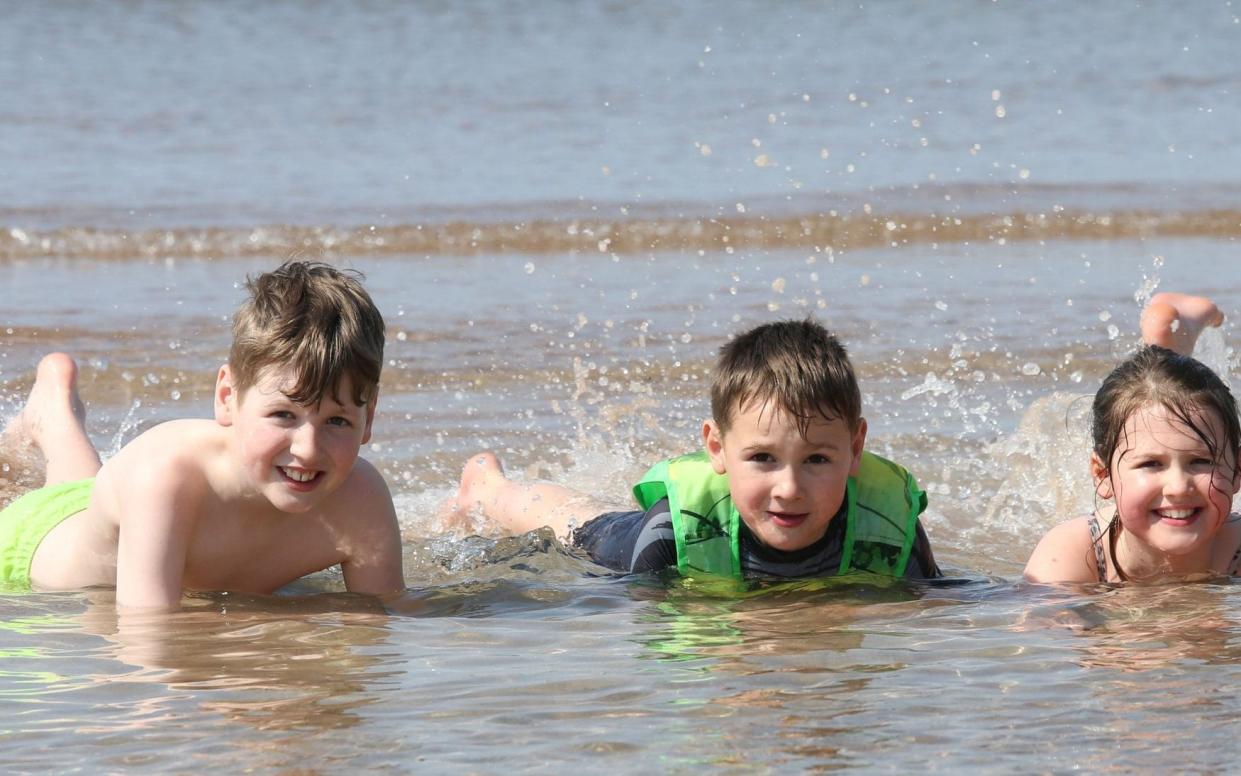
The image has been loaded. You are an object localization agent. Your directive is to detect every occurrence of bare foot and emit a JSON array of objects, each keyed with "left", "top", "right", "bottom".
[
  {"left": 10, "top": 353, "right": 86, "bottom": 442},
  {"left": 1140, "top": 292, "right": 1223, "bottom": 356},
  {"left": 439, "top": 451, "right": 611, "bottom": 538},
  {"left": 440, "top": 452, "right": 507, "bottom": 534},
  {"left": 4, "top": 353, "right": 101, "bottom": 485}
]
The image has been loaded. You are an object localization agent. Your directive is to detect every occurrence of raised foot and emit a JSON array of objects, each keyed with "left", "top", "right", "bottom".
[
  {"left": 440, "top": 452, "right": 506, "bottom": 534},
  {"left": 4, "top": 353, "right": 87, "bottom": 449},
  {"left": 1140, "top": 292, "right": 1223, "bottom": 356}
]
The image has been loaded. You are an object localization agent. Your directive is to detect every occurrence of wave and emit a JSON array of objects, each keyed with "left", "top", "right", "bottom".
[{"left": 2, "top": 208, "right": 1240, "bottom": 261}]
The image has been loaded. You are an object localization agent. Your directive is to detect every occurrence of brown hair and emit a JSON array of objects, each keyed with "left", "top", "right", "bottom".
[
  {"left": 1092, "top": 345, "right": 1241, "bottom": 580},
  {"left": 711, "top": 318, "right": 861, "bottom": 436},
  {"left": 229, "top": 260, "right": 385, "bottom": 406}
]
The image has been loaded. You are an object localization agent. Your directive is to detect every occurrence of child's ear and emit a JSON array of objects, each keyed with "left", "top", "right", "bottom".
[
  {"left": 849, "top": 418, "right": 868, "bottom": 477},
  {"left": 1090, "top": 452, "right": 1113, "bottom": 499},
  {"left": 214, "top": 365, "right": 236, "bottom": 426},
  {"left": 360, "top": 388, "right": 378, "bottom": 446},
  {"left": 703, "top": 419, "right": 727, "bottom": 474}
]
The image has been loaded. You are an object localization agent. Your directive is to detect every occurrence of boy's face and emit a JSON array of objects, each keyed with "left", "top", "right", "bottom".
[
  {"left": 704, "top": 400, "right": 865, "bottom": 553},
  {"left": 215, "top": 364, "right": 376, "bottom": 514}
]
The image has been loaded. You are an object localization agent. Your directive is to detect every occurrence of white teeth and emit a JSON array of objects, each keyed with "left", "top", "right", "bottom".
[
  {"left": 1159, "top": 508, "right": 1195, "bottom": 519},
  {"left": 281, "top": 467, "right": 316, "bottom": 483}
]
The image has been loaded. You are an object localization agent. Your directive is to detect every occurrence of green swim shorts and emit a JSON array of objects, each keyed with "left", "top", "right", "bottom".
[{"left": 0, "top": 478, "right": 94, "bottom": 591}]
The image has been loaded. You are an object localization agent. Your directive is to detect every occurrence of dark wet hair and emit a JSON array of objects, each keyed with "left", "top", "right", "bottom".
[
  {"left": 711, "top": 318, "right": 861, "bottom": 436},
  {"left": 1092, "top": 345, "right": 1241, "bottom": 580},
  {"left": 229, "top": 260, "right": 385, "bottom": 406}
]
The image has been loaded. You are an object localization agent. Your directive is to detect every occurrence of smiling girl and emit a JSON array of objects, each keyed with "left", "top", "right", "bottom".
[{"left": 1025, "top": 295, "right": 1241, "bottom": 583}]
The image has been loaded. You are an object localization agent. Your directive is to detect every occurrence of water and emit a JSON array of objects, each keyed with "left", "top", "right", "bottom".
[{"left": 3, "top": 0, "right": 1241, "bottom": 771}]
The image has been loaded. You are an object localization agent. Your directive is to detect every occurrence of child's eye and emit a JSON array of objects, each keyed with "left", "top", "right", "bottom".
[
  {"left": 748, "top": 452, "right": 775, "bottom": 463},
  {"left": 806, "top": 454, "right": 831, "bottom": 464},
  {"left": 327, "top": 416, "right": 353, "bottom": 428},
  {"left": 269, "top": 410, "right": 295, "bottom": 420}
]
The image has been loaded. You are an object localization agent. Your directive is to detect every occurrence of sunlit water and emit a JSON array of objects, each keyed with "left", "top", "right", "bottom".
[{"left": 4, "top": 0, "right": 1241, "bottom": 771}]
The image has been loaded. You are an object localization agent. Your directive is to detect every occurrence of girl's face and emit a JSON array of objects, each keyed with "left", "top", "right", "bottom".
[{"left": 1093, "top": 403, "right": 1241, "bottom": 566}]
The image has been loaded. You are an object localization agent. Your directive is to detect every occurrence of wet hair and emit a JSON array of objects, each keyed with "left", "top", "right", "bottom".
[
  {"left": 1092, "top": 345, "right": 1241, "bottom": 580},
  {"left": 711, "top": 318, "right": 861, "bottom": 436},
  {"left": 229, "top": 260, "right": 385, "bottom": 406}
]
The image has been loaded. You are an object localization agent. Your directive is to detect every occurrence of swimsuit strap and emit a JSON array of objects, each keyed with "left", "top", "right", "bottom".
[
  {"left": 1229, "top": 534, "right": 1241, "bottom": 577},
  {"left": 1086, "top": 514, "right": 1108, "bottom": 582}
]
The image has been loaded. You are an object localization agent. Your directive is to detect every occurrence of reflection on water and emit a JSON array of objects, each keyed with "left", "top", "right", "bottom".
[
  {"left": 2, "top": 562, "right": 1241, "bottom": 769},
  {"left": 0, "top": 592, "right": 396, "bottom": 735}
]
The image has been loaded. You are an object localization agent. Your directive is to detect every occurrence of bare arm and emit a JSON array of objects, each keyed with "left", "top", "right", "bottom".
[
  {"left": 114, "top": 461, "right": 202, "bottom": 611},
  {"left": 1023, "top": 517, "right": 1100, "bottom": 584},
  {"left": 337, "top": 460, "right": 406, "bottom": 595}
]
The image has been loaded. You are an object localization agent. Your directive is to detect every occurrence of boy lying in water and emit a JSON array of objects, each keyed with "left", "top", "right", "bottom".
[
  {"left": 0, "top": 261, "right": 404, "bottom": 609},
  {"left": 449, "top": 318, "right": 939, "bottom": 580}
]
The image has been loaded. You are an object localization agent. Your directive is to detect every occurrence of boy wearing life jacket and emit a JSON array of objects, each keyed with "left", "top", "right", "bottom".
[
  {"left": 449, "top": 319, "right": 939, "bottom": 579},
  {"left": 0, "top": 261, "right": 405, "bottom": 609}
]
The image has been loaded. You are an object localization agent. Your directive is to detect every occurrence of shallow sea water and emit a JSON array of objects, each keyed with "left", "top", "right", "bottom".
[
  {"left": 4, "top": 0, "right": 1241, "bottom": 772},
  {"left": 3, "top": 247, "right": 1240, "bottom": 772},
  {"left": 6, "top": 576, "right": 1241, "bottom": 771}
]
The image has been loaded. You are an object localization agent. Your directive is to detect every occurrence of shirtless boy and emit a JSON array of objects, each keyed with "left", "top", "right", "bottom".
[
  {"left": 449, "top": 318, "right": 939, "bottom": 580},
  {"left": 0, "top": 261, "right": 404, "bottom": 609}
]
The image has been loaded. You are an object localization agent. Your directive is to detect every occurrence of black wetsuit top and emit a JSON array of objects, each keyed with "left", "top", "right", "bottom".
[{"left": 571, "top": 498, "right": 940, "bottom": 579}]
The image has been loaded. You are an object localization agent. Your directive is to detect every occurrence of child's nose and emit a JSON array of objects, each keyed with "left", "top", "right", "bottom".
[
  {"left": 772, "top": 467, "right": 801, "bottom": 499},
  {"left": 290, "top": 423, "right": 321, "bottom": 458},
  {"left": 1163, "top": 466, "right": 1194, "bottom": 495}
]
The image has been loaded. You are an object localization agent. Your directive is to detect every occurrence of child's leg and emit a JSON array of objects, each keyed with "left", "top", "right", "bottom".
[
  {"left": 4, "top": 354, "right": 102, "bottom": 486},
  {"left": 1139, "top": 292, "right": 1223, "bottom": 356},
  {"left": 448, "top": 452, "right": 614, "bottom": 538}
]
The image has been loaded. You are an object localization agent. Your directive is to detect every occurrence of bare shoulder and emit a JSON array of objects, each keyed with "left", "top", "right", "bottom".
[
  {"left": 109, "top": 419, "right": 223, "bottom": 468},
  {"left": 1023, "top": 515, "right": 1100, "bottom": 584},
  {"left": 94, "top": 420, "right": 222, "bottom": 511},
  {"left": 324, "top": 457, "right": 397, "bottom": 526}
]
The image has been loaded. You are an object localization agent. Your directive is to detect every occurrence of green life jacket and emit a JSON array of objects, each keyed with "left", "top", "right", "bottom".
[{"left": 632, "top": 450, "right": 927, "bottom": 579}]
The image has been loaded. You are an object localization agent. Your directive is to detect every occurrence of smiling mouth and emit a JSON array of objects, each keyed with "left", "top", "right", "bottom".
[
  {"left": 279, "top": 466, "right": 322, "bottom": 486},
  {"left": 1155, "top": 507, "right": 1201, "bottom": 524}
]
